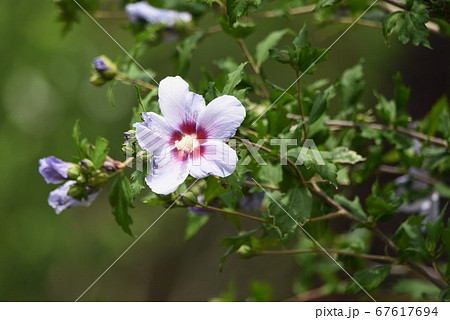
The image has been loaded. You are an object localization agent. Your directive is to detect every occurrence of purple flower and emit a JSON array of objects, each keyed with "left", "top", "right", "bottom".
[
  {"left": 39, "top": 156, "right": 73, "bottom": 184},
  {"left": 134, "top": 76, "right": 246, "bottom": 195},
  {"left": 189, "top": 195, "right": 212, "bottom": 215},
  {"left": 126, "top": 1, "right": 192, "bottom": 27},
  {"left": 48, "top": 181, "right": 100, "bottom": 214},
  {"left": 93, "top": 57, "right": 109, "bottom": 72},
  {"left": 239, "top": 192, "right": 264, "bottom": 212}
]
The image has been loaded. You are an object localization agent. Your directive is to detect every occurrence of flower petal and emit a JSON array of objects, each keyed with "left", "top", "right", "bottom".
[
  {"left": 197, "top": 95, "right": 245, "bottom": 140},
  {"left": 158, "top": 76, "right": 205, "bottom": 132},
  {"left": 48, "top": 181, "right": 100, "bottom": 214},
  {"left": 190, "top": 140, "right": 237, "bottom": 178},
  {"left": 146, "top": 147, "right": 192, "bottom": 195},
  {"left": 134, "top": 112, "right": 176, "bottom": 154},
  {"left": 39, "top": 156, "right": 72, "bottom": 184}
]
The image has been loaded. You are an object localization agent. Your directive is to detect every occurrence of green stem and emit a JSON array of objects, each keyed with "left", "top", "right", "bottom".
[{"left": 116, "top": 74, "right": 156, "bottom": 91}]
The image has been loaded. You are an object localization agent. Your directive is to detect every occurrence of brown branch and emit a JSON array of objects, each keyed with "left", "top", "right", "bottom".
[
  {"left": 260, "top": 248, "right": 396, "bottom": 262},
  {"left": 378, "top": 164, "right": 439, "bottom": 185},
  {"left": 253, "top": 4, "right": 316, "bottom": 18},
  {"left": 195, "top": 205, "right": 267, "bottom": 224},
  {"left": 286, "top": 114, "right": 449, "bottom": 148},
  {"left": 116, "top": 74, "right": 156, "bottom": 91}
]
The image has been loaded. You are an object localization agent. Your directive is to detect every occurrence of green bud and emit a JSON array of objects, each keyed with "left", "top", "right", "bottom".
[
  {"left": 182, "top": 191, "right": 198, "bottom": 206},
  {"left": 88, "top": 172, "right": 109, "bottom": 188},
  {"left": 67, "top": 183, "right": 88, "bottom": 200},
  {"left": 67, "top": 164, "right": 81, "bottom": 180},
  {"left": 93, "top": 55, "right": 118, "bottom": 80},
  {"left": 89, "top": 73, "right": 108, "bottom": 87},
  {"left": 136, "top": 150, "right": 149, "bottom": 162},
  {"left": 237, "top": 245, "right": 255, "bottom": 258},
  {"left": 80, "top": 159, "right": 94, "bottom": 173}
]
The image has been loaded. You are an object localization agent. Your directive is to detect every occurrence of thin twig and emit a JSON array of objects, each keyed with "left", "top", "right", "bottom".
[
  {"left": 379, "top": 164, "right": 439, "bottom": 185},
  {"left": 260, "top": 248, "right": 397, "bottom": 262},
  {"left": 286, "top": 114, "right": 449, "bottom": 148},
  {"left": 116, "top": 74, "right": 156, "bottom": 91},
  {"left": 237, "top": 39, "right": 270, "bottom": 99},
  {"left": 295, "top": 69, "right": 308, "bottom": 141},
  {"left": 196, "top": 204, "right": 267, "bottom": 224}
]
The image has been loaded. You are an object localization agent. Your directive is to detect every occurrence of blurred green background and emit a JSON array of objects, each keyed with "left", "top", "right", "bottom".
[{"left": 0, "top": 0, "right": 448, "bottom": 301}]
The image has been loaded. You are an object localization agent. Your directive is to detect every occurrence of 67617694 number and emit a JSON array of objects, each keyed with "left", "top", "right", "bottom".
[{"left": 375, "top": 307, "right": 438, "bottom": 317}]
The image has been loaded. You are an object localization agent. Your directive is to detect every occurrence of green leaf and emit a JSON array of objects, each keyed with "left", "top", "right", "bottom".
[
  {"left": 347, "top": 266, "right": 391, "bottom": 293},
  {"left": 393, "top": 72, "right": 410, "bottom": 113},
  {"left": 420, "top": 96, "right": 449, "bottom": 136},
  {"left": 220, "top": 229, "right": 258, "bottom": 271},
  {"left": 314, "top": 0, "right": 342, "bottom": 10},
  {"left": 439, "top": 287, "right": 450, "bottom": 302},
  {"left": 393, "top": 215, "right": 430, "bottom": 262},
  {"left": 383, "top": 2, "right": 431, "bottom": 48},
  {"left": 308, "top": 86, "right": 334, "bottom": 125},
  {"left": 255, "top": 29, "right": 290, "bottom": 69},
  {"left": 185, "top": 211, "right": 210, "bottom": 241},
  {"left": 109, "top": 174, "right": 134, "bottom": 236},
  {"left": 392, "top": 279, "right": 440, "bottom": 301},
  {"left": 220, "top": 19, "right": 256, "bottom": 38},
  {"left": 331, "top": 147, "right": 365, "bottom": 165},
  {"left": 204, "top": 176, "right": 228, "bottom": 203},
  {"left": 72, "top": 120, "right": 88, "bottom": 158},
  {"left": 425, "top": 202, "right": 448, "bottom": 254},
  {"left": 337, "top": 61, "right": 365, "bottom": 113},
  {"left": 223, "top": 62, "right": 247, "bottom": 94},
  {"left": 91, "top": 136, "right": 109, "bottom": 170},
  {"left": 142, "top": 192, "right": 168, "bottom": 207},
  {"left": 227, "top": 0, "right": 261, "bottom": 25},
  {"left": 176, "top": 32, "right": 205, "bottom": 78},
  {"left": 366, "top": 181, "right": 402, "bottom": 220},
  {"left": 334, "top": 195, "right": 367, "bottom": 220},
  {"left": 267, "top": 187, "right": 312, "bottom": 238},
  {"left": 374, "top": 92, "right": 396, "bottom": 125},
  {"left": 130, "top": 170, "right": 146, "bottom": 200},
  {"left": 248, "top": 281, "right": 273, "bottom": 302}
]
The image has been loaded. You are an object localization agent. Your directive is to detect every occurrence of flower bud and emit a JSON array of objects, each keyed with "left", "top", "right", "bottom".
[
  {"left": 67, "top": 164, "right": 81, "bottom": 180},
  {"left": 67, "top": 183, "right": 88, "bottom": 200},
  {"left": 181, "top": 191, "right": 198, "bottom": 206},
  {"left": 136, "top": 150, "right": 149, "bottom": 162},
  {"left": 88, "top": 172, "right": 109, "bottom": 188},
  {"left": 89, "top": 73, "right": 108, "bottom": 87},
  {"left": 93, "top": 55, "right": 118, "bottom": 79},
  {"left": 90, "top": 55, "right": 118, "bottom": 86},
  {"left": 80, "top": 159, "right": 94, "bottom": 173},
  {"left": 237, "top": 245, "right": 255, "bottom": 258}
]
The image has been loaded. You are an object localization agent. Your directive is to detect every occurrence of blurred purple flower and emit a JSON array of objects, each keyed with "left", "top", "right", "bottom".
[
  {"left": 189, "top": 195, "right": 211, "bottom": 216},
  {"left": 126, "top": 1, "right": 192, "bottom": 27},
  {"left": 239, "top": 192, "right": 264, "bottom": 212},
  {"left": 93, "top": 57, "right": 109, "bottom": 72},
  {"left": 48, "top": 181, "right": 100, "bottom": 214},
  {"left": 39, "top": 156, "right": 72, "bottom": 184}
]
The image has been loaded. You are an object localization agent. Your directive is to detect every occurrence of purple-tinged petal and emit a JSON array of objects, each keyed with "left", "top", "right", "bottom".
[
  {"left": 188, "top": 195, "right": 212, "bottom": 216},
  {"left": 146, "top": 147, "right": 192, "bottom": 195},
  {"left": 190, "top": 140, "right": 237, "bottom": 179},
  {"left": 239, "top": 192, "right": 264, "bottom": 212},
  {"left": 197, "top": 95, "right": 245, "bottom": 140},
  {"left": 158, "top": 76, "right": 205, "bottom": 132},
  {"left": 134, "top": 112, "right": 178, "bottom": 155},
  {"left": 39, "top": 156, "right": 72, "bottom": 184},
  {"left": 48, "top": 181, "right": 100, "bottom": 214},
  {"left": 125, "top": 1, "right": 192, "bottom": 26}
]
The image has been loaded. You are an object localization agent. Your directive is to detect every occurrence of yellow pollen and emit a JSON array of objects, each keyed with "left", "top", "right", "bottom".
[{"left": 175, "top": 134, "right": 199, "bottom": 153}]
